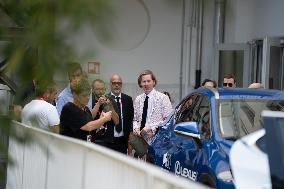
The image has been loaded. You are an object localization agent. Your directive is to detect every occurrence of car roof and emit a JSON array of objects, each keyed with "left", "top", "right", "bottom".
[{"left": 189, "top": 87, "right": 284, "bottom": 100}]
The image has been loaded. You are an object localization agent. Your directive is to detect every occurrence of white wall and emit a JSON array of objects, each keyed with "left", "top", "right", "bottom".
[
  {"left": 56, "top": 0, "right": 284, "bottom": 101},
  {"left": 201, "top": 0, "right": 215, "bottom": 85},
  {"left": 62, "top": 0, "right": 183, "bottom": 102},
  {"left": 199, "top": 0, "right": 284, "bottom": 86},
  {"left": 225, "top": 0, "right": 284, "bottom": 43},
  {"left": 7, "top": 122, "right": 209, "bottom": 189}
]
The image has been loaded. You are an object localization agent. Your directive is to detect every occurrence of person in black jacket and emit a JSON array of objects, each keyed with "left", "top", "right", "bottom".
[
  {"left": 91, "top": 79, "right": 120, "bottom": 149},
  {"left": 60, "top": 78, "right": 112, "bottom": 142},
  {"left": 108, "top": 74, "right": 134, "bottom": 154}
]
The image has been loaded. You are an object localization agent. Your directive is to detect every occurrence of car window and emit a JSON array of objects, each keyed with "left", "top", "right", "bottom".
[
  {"left": 175, "top": 94, "right": 211, "bottom": 139},
  {"left": 263, "top": 114, "right": 284, "bottom": 188},
  {"left": 219, "top": 99, "right": 284, "bottom": 140},
  {"left": 175, "top": 94, "right": 201, "bottom": 123},
  {"left": 197, "top": 97, "right": 211, "bottom": 140}
]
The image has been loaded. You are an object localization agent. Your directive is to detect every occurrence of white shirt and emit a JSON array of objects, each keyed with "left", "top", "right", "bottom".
[
  {"left": 133, "top": 88, "right": 173, "bottom": 144},
  {"left": 21, "top": 100, "right": 60, "bottom": 131},
  {"left": 111, "top": 92, "right": 124, "bottom": 137},
  {"left": 145, "top": 89, "right": 155, "bottom": 124}
]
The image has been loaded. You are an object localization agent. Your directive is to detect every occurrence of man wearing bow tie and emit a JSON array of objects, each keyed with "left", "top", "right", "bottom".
[{"left": 109, "top": 74, "right": 134, "bottom": 154}]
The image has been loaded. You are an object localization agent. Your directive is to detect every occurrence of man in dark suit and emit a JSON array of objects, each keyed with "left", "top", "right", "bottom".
[{"left": 109, "top": 74, "right": 134, "bottom": 154}]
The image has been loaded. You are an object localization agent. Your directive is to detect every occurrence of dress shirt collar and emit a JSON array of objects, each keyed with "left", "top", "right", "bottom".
[
  {"left": 145, "top": 88, "right": 155, "bottom": 99},
  {"left": 111, "top": 92, "right": 121, "bottom": 99}
]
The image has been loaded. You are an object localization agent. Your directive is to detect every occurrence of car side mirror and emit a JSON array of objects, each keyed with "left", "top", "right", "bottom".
[{"left": 174, "top": 121, "right": 201, "bottom": 139}]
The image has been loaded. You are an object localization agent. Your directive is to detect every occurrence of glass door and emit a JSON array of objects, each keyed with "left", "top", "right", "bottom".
[
  {"left": 262, "top": 37, "right": 284, "bottom": 90},
  {"left": 214, "top": 43, "right": 250, "bottom": 87}
]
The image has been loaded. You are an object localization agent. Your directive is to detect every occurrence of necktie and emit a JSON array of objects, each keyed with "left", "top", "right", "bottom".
[
  {"left": 140, "top": 95, "right": 149, "bottom": 130},
  {"left": 115, "top": 96, "right": 122, "bottom": 132}
]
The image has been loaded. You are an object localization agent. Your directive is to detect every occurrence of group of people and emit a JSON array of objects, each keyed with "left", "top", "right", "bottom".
[
  {"left": 201, "top": 73, "right": 264, "bottom": 89},
  {"left": 20, "top": 62, "right": 173, "bottom": 157},
  {"left": 20, "top": 63, "right": 264, "bottom": 157}
]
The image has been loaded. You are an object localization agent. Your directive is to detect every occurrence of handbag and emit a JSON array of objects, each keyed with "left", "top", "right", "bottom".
[{"left": 129, "top": 135, "right": 148, "bottom": 157}]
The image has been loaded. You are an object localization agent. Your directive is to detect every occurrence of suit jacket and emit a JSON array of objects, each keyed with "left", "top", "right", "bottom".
[
  {"left": 133, "top": 89, "right": 173, "bottom": 144},
  {"left": 95, "top": 93, "right": 134, "bottom": 143},
  {"left": 119, "top": 93, "right": 134, "bottom": 139}
]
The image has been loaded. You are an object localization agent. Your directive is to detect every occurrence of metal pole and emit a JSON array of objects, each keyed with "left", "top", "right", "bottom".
[
  {"left": 179, "top": 0, "right": 186, "bottom": 100},
  {"left": 214, "top": 0, "right": 226, "bottom": 45}
]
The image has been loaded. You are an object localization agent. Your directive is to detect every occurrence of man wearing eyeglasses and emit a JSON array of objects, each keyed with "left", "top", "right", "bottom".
[
  {"left": 223, "top": 73, "right": 236, "bottom": 88},
  {"left": 108, "top": 74, "right": 134, "bottom": 154}
]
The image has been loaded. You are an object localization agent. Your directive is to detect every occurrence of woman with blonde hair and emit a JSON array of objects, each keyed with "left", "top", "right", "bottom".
[{"left": 60, "top": 78, "right": 112, "bottom": 142}]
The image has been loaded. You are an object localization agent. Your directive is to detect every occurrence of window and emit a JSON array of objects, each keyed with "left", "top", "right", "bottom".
[
  {"left": 175, "top": 94, "right": 200, "bottom": 124},
  {"left": 175, "top": 94, "right": 211, "bottom": 139},
  {"left": 198, "top": 97, "right": 211, "bottom": 139}
]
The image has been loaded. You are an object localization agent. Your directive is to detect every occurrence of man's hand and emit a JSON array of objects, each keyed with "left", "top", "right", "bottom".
[
  {"left": 140, "top": 127, "right": 154, "bottom": 141},
  {"left": 133, "top": 128, "right": 141, "bottom": 136},
  {"left": 98, "top": 96, "right": 107, "bottom": 105},
  {"left": 101, "top": 111, "right": 112, "bottom": 121},
  {"left": 140, "top": 127, "right": 151, "bottom": 136}
]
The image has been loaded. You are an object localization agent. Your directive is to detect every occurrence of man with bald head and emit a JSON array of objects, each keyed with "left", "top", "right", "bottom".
[
  {"left": 248, "top": 82, "right": 264, "bottom": 89},
  {"left": 108, "top": 74, "right": 134, "bottom": 154}
]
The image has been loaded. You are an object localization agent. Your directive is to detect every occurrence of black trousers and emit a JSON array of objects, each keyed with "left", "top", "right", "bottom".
[
  {"left": 111, "top": 136, "right": 128, "bottom": 154},
  {"left": 94, "top": 136, "right": 128, "bottom": 154}
]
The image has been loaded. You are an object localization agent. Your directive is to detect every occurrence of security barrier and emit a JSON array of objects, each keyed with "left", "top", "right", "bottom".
[{"left": 6, "top": 121, "right": 208, "bottom": 189}]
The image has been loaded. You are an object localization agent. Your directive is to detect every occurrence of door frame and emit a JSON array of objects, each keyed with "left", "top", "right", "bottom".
[
  {"left": 214, "top": 43, "right": 250, "bottom": 87},
  {"left": 262, "top": 36, "right": 283, "bottom": 89}
]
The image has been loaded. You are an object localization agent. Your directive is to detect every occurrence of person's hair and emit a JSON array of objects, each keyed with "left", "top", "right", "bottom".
[
  {"left": 71, "top": 78, "right": 91, "bottom": 95},
  {"left": 92, "top": 79, "right": 105, "bottom": 87},
  {"left": 35, "top": 80, "right": 56, "bottom": 97},
  {"left": 137, "top": 70, "right": 157, "bottom": 88},
  {"left": 67, "top": 62, "right": 82, "bottom": 79},
  {"left": 201, "top": 79, "right": 217, "bottom": 88},
  {"left": 163, "top": 91, "right": 172, "bottom": 102},
  {"left": 223, "top": 73, "right": 236, "bottom": 83}
]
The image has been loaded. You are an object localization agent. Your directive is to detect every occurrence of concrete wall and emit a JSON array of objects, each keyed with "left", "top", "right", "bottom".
[
  {"left": 198, "top": 0, "right": 284, "bottom": 86},
  {"left": 60, "top": 0, "right": 183, "bottom": 103},
  {"left": 225, "top": 0, "right": 284, "bottom": 43},
  {"left": 54, "top": 0, "right": 284, "bottom": 102},
  {"left": 200, "top": 0, "right": 215, "bottom": 88}
]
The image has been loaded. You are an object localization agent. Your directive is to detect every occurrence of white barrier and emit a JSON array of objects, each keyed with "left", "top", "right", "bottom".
[{"left": 6, "top": 121, "right": 208, "bottom": 189}]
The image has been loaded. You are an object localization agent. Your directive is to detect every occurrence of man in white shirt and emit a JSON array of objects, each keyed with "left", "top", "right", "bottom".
[
  {"left": 21, "top": 82, "right": 60, "bottom": 133},
  {"left": 133, "top": 70, "right": 173, "bottom": 144}
]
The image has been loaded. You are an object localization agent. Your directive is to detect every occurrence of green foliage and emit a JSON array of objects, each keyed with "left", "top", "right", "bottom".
[
  {"left": 0, "top": 0, "right": 115, "bottom": 107},
  {"left": 0, "top": 0, "right": 114, "bottom": 184},
  {"left": 1, "top": 0, "right": 113, "bottom": 81}
]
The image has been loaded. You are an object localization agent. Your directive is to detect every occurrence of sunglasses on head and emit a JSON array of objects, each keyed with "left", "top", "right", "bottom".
[{"left": 223, "top": 83, "right": 233, "bottom": 87}]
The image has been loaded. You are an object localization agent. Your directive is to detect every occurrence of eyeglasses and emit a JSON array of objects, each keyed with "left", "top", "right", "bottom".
[
  {"left": 111, "top": 82, "right": 122, "bottom": 86},
  {"left": 223, "top": 83, "right": 233, "bottom": 87}
]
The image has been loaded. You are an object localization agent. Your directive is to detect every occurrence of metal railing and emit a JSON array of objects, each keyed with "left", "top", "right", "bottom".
[{"left": 6, "top": 121, "right": 208, "bottom": 189}]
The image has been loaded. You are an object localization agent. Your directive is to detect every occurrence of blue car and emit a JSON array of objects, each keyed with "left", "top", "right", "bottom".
[{"left": 147, "top": 87, "right": 284, "bottom": 189}]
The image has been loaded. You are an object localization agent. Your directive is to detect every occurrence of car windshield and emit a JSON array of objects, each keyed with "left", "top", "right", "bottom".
[{"left": 219, "top": 99, "right": 284, "bottom": 140}]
